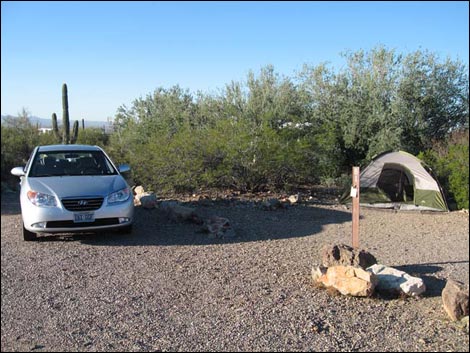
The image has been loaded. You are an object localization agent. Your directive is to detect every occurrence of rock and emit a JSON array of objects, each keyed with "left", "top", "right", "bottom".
[
  {"left": 162, "top": 203, "right": 201, "bottom": 224},
  {"left": 312, "top": 265, "right": 377, "bottom": 297},
  {"left": 134, "top": 185, "right": 145, "bottom": 196},
  {"left": 442, "top": 279, "right": 469, "bottom": 321},
  {"left": 321, "top": 243, "right": 377, "bottom": 270},
  {"left": 460, "top": 316, "right": 469, "bottom": 332},
  {"left": 133, "top": 186, "right": 158, "bottom": 208},
  {"left": 288, "top": 194, "right": 301, "bottom": 204},
  {"left": 366, "top": 264, "right": 426, "bottom": 297},
  {"left": 140, "top": 194, "right": 157, "bottom": 209},
  {"left": 311, "top": 265, "right": 328, "bottom": 282},
  {"left": 203, "top": 216, "right": 236, "bottom": 239},
  {"left": 159, "top": 200, "right": 179, "bottom": 210}
]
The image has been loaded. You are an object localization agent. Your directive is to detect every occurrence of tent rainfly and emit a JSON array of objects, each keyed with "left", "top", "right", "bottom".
[{"left": 340, "top": 151, "right": 448, "bottom": 212}]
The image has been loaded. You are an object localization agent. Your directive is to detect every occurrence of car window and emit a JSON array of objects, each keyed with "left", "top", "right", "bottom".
[{"left": 29, "top": 150, "right": 118, "bottom": 177}]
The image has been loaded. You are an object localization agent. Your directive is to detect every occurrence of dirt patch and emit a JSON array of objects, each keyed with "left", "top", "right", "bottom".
[{"left": 1, "top": 191, "right": 468, "bottom": 351}]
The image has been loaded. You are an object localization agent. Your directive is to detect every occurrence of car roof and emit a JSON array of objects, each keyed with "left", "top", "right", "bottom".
[{"left": 37, "top": 144, "right": 102, "bottom": 152}]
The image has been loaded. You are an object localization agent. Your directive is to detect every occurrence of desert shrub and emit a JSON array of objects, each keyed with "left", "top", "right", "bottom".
[
  {"left": 1, "top": 115, "right": 40, "bottom": 188},
  {"left": 106, "top": 48, "right": 468, "bottom": 194},
  {"left": 76, "top": 127, "right": 110, "bottom": 147},
  {"left": 418, "top": 130, "right": 469, "bottom": 210}
]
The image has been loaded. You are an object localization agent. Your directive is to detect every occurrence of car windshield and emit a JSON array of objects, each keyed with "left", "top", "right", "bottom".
[{"left": 29, "top": 150, "right": 118, "bottom": 177}]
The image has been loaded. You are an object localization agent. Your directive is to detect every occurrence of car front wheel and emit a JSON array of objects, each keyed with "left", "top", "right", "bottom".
[{"left": 23, "top": 224, "right": 37, "bottom": 241}]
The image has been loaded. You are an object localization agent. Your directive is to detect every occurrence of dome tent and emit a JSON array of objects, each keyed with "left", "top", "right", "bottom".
[{"left": 340, "top": 151, "right": 448, "bottom": 212}]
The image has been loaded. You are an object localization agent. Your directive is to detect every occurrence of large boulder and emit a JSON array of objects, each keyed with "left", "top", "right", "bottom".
[
  {"left": 321, "top": 244, "right": 377, "bottom": 270},
  {"left": 442, "top": 279, "right": 469, "bottom": 321},
  {"left": 312, "top": 265, "right": 377, "bottom": 297},
  {"left": 366, "top": 264, "right": 426, "bottom": 297}
]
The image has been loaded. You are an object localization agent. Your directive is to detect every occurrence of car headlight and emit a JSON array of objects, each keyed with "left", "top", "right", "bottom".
[
  {"left": 27, "top": 190, "right": 57, "bottom": 207},
  {"left": 108, "top": 187, "right": 131, "bottom": 204}
]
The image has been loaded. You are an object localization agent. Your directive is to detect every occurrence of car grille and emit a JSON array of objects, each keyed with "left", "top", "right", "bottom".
[{"left": 61, "top": 197, "right": 104, "bottom": 211}]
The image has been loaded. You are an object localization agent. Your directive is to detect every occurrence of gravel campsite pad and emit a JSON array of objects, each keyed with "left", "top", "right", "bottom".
[{"left": 1, "top": 191, "right": 469, "bottom": 352}]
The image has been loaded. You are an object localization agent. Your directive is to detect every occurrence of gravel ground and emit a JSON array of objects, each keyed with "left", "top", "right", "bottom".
[{"left": 1, "top": 191, "right": 469, "bottom": 352}]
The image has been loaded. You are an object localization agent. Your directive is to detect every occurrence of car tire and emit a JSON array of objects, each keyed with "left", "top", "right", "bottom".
[{"left": 23, "top": 224, "right": 37, "bottom": 241}]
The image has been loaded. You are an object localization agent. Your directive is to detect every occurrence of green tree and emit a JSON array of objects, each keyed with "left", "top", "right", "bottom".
[
  {"left": 298, "top": 46, "right": 468, "bottom": 169},
  {"left": 107, "top": 47, "right": 468, "bottom": 194},
  {"left": 396, "top": 50, "right": 469, "bottom": 152},
  {"left": 1, "top": 109, "right": 39, "bottom": 187}
]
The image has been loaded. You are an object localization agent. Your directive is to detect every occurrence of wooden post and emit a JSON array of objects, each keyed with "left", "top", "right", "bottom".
[{"left": 352, "top": 166, "right": 360, "bottom": 248}]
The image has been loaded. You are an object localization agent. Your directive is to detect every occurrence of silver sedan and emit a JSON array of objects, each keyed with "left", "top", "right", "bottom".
[{"left": 11, "top": 144, "right": 134, "bottom": 240}]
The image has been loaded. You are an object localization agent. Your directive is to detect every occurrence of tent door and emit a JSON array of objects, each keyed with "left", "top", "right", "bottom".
[{"left": 376, "top": 165, "right": 414, "bottom": 203}]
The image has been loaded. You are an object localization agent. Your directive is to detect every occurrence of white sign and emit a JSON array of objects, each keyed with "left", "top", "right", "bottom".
[{"left": 350, "top": 186, "right": 358, "bottom": 198}]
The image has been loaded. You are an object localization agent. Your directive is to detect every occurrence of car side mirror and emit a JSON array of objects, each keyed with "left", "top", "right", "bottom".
[
  {"left": 11, "top": 167, "right": 26, "bottom": 177},
  {"left": 118, "top": 164, "right": 131, "bottom": 173}
]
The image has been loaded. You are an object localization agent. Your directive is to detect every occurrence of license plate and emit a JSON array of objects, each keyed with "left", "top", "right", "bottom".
[{"left": 74, "top": 212, "right": 95, "bottom": 223}]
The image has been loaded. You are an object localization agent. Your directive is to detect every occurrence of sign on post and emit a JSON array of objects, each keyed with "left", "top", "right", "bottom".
[{"left": 352, "top": 166, "right": 360, "bottom": 248}]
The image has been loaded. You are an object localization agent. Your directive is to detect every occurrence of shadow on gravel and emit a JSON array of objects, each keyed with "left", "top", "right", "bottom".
[
  {"left": 393, "top": 261, "right": 470, "bottom": 297},
  {"left": 1, "top": 192, "right": 21, "bottom": 215},
  {"left": 2, "top": 194, "right": 351, "bottom": 246},
  {"left": 77, "top": 201, "right": 351, "bottom": 247}
]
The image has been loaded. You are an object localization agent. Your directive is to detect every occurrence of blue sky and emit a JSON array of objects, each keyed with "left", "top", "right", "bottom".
[{"left": 1, "top": 1, "right": 469, "bottom": 122}]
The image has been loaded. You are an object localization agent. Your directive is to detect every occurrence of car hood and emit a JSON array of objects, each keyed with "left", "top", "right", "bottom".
[{"left": 27, "top": 175, "right": 128, "bottom": 199}]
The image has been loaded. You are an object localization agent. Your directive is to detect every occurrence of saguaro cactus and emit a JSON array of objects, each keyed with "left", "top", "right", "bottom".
[
  {"left": 51, "top": 83, "right": 81, "bottom": 144},
  {"left": 71, "top": 120, "right": 79, "bottom": 144},
  {"left": 51, "top": 113, "right": 60, "bottom": 140},
  {"left": 62, "top": 83, "right": 70, "bottom": 144}
]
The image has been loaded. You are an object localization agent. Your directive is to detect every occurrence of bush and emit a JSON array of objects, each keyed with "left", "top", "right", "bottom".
[
  {"left": 108, "top": 116, "right": 324, "bottom": 194},
  {"left": 418, "top": 130, "right": 469, "bottom": 210},
  {"left": 76, "top": 127, "right": 110, "bottom": 147},
  {"left": 1, "top": 118, "right": 39, "bottom": 188}
]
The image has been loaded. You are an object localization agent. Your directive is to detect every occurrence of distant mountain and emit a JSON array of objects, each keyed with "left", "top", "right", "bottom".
[{"left": 1, "top": 115, "right": 110, "bottom": 128}]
